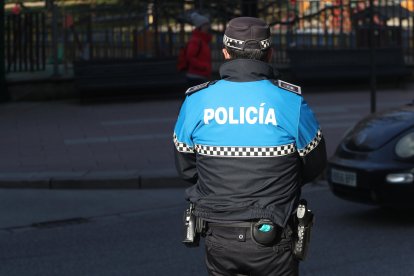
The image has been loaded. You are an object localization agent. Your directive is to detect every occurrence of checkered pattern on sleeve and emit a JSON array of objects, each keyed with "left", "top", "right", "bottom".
[
  {"left": 194, "top": 143, "right": 296, "bottom": 158},
  {"left": 173, "top": 133, "right": 194, "bottom": 153},
  {"left": 298, "top": 129, "right": 323, "bottom": 157}
]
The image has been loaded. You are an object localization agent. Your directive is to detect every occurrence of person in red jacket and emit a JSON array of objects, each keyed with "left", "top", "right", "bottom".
[{"left": 186, "top": 12, "right": 212, "bottom": 87}]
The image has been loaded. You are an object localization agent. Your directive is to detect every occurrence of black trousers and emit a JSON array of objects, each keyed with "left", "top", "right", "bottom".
[{"left": 204, "top": 223, "right": 299, "bottom": 276}]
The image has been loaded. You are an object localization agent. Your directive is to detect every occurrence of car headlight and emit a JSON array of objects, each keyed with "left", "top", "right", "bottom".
[{"left": 395, "top": 132, "right": 414, "bottom": 158}]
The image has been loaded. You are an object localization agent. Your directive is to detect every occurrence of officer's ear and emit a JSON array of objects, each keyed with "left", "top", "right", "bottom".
[
  {"left": 222, "top": 48, "right": 231, "bottom": 60},
  {"left": 266, "top": 48, "right": 273, "bottom": 62}
]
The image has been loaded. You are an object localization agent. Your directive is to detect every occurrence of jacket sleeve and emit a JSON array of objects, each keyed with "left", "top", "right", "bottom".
[
  {"left": 173, "top": 98, "right": 198, "bottom": 184},
  {"left": 295, "top": 98, "right": 327, "bottom": 185},
  {"left": 186, "top": 39, "right": 208, "bottom": 73}
]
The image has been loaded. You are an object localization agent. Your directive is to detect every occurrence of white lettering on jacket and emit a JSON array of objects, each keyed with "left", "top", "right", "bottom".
[{"left": 203, "top": 103, "right": 277, "bottom": 126}]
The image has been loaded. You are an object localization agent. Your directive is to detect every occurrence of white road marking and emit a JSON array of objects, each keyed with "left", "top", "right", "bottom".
[
  {"left": 101, "top": 118, "right": 176, "bottom": 126},
  {"left": 65, "top": 133, "right": 171, "bottom": 145}
]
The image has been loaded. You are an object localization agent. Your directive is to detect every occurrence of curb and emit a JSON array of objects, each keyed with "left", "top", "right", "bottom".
[{"left": 0, "top": 170, "right": 190, "bottom": 189}]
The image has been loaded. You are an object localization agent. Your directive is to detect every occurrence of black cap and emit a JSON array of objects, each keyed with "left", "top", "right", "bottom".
[{"left": 223, "top": 17, "right": 271, "bottom": 51}]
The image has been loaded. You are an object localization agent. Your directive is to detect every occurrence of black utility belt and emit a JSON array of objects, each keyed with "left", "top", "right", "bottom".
[
  {"left": 182, "top": 200, "right": 314, "bottom": 261},
  {"left": 207, "top": 221, "right": 256, "bottom": 228},
  {"left": 208, "top": 219, "right": 281, "bottom": 246}
]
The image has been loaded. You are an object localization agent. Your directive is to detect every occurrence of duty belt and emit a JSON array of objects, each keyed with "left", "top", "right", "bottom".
[{"left": 207, "top": 221, "right": 254, "bottom": 228}]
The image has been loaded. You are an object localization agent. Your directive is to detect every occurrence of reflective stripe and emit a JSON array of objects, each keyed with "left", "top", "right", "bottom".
[
  {"left": 298, "top": 129, "right": 323, "bottom": 157},
  {"left": 173, "top": 133, "right": 194, "bottom": 153},
  {"left": 195, "top": 143, "right": 296, "bottom": 158},
  {"left": 223, "top": 35, "right": 271, "bottom": 50}
]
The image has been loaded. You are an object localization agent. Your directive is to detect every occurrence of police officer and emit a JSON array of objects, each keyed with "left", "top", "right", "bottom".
[{"left": 173, "top": 17, "right": 327, "bottom": 276}]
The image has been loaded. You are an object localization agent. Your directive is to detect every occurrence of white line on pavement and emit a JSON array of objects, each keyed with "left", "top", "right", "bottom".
[
  {"left": 320, "top": 122, "right": 357, "bottom": 129},
  {"left": 317, "top": 113, "right": 366, "bottom": 121},
  {"left": 312, "top": 100, "right": 410, "bottom": 113},
  {"left": 101, "top": 118, "right": 176, "bottom": 126},
  {"left": 64, "top": 133, "right": 171, "bottom": 145}
]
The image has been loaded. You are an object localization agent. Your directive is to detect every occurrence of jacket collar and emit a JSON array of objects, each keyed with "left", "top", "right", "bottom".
[{"left": 219, "top": 59, "right": 278, "bottom": 82}]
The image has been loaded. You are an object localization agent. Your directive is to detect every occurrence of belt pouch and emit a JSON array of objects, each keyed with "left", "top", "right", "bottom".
[{"left": 251, "top": 219, "right": 278, "bottom": 246}]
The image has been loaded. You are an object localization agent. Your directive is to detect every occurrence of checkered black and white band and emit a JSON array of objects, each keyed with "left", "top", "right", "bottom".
[
  {"left": 174, "top": 133, "right": 295, "bottom": 157},
  {"left": 298, "top": 129, "right": 323, "bottom": 157},
  {"left": 195, "top": 143, "right": 296, "bottom": 158},
  {"left": 223, "top": 35, "right": 271, "bottom": 50},
  {"left": 174, "top": 130, "right": 322, "bottom": 158},
  {"left": 173, "top": 133, "right": 194, "bottom": 153}
]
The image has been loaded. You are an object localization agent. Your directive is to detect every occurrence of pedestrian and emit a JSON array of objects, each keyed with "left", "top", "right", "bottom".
[
  {"left": 173, "top": 17, "right": 327, "bottom": 276},
  {"left": 184, "top": 12, "right": 212, "bottom": 87}
]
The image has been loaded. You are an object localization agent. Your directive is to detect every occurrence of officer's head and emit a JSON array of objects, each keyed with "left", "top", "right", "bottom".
[{"left": 222, "top": 17, "right": 272, "bottom": 62}]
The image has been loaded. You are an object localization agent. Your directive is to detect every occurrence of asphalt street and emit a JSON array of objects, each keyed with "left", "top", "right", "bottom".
[{"left": 0, "top": 185, "right": 413, "bottom": 276}]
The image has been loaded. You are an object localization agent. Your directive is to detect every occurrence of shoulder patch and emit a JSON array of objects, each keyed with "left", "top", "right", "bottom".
[
  {"left": 185, "top": 80, "right": 217, "bottom": 95},
  {"left": 273, "top": 80, "right": 301, "bottom": 95}
]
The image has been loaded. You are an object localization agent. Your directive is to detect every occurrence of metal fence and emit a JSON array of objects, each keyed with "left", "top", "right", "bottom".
[
  {"left": 268, "top": 0, "right": 414, "bottom": 66},
  {"left": 4, "top": 0, "right": 414, "bottom": 73},
  {"left": 5, "top": 11, "right": 47, "bottom": 73}
]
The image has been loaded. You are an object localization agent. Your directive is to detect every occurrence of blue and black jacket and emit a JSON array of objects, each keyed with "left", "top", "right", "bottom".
[{"left": 173, "top": 59, "right": 327, "bottom": 227}]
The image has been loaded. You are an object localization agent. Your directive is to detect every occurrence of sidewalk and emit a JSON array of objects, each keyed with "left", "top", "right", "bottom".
[
  {"left": 0, "top": 83, "right": 413, "bottom": 189},
  {"left": 0, "top": 98, "right": 185, "bottom": 189}
]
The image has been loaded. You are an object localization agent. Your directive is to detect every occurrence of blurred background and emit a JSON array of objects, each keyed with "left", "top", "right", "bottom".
[{"left": 2, "top": 0, "right": 414, "bottom": 97}]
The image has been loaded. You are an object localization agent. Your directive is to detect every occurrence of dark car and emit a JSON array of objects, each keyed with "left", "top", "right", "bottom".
[{"left": 327, "top": 101, "right": 414, "bottom": 207}]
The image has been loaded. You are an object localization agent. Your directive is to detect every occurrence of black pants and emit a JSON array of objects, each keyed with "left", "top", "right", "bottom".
[{"left": 204, "top": 223, "right": 299, "bottom": 276}]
